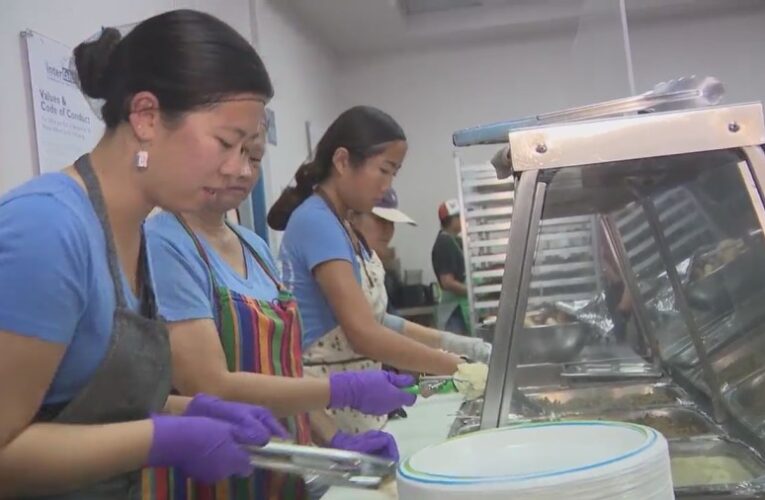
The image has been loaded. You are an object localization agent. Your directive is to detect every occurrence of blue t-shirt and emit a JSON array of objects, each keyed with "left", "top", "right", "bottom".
[
  {"left": 280, "top": 194, "right": 367, "bottom": 349},
  {"left": 146, "top": 211, "right": 279, "bottom": 323},
  {"left": 0, "top": 173, "right": 139, "bottom": 404}
]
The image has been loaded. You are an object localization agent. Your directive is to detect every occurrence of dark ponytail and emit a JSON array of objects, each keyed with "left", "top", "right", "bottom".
[
  {"left": 73, "top": 9, "right": 273, "bottom": 128},
  {"left": 267, "top": 105, "right": 405, "bottom": 230}
]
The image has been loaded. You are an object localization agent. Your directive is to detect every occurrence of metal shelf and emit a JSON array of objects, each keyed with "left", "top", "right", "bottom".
[
  {"left": 457, "top": 159, "right": 602, "bottom": 328},
  {"left": 465, "top": 206, "right": 513, "bottom": 218},
  {"left": 462, "top": 177, "right": 514, "bottom": 189},
  {"left": 463, "top": 192, "right": 514, "bottom": 203}
]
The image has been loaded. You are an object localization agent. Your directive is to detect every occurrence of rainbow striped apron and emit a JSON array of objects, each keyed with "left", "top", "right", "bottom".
[{"left": 143, "top": 217, "right": 311, "bottom": 500}]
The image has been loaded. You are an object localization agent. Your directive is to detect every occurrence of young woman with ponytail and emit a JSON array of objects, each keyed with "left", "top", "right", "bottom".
[{"left": 269, "top": 106, "right": 487, "bottom": 434}]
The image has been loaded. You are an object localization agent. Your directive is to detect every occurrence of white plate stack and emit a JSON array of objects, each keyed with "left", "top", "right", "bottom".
[{"left": 398, "top": 421, "right": 674, "bottom": 500}]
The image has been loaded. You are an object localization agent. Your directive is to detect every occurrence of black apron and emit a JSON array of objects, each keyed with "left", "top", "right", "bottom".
[{"left": 30, "top": 154, "right": 172, "bottom": 499}]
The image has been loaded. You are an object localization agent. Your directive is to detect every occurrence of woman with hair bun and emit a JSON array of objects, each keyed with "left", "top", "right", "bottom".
[{"left": 0, "top": 10, "right": 288, "bottom": 498}]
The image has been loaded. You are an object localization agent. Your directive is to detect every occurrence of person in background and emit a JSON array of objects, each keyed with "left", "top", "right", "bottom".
[
  {"left": 0, "top": 11, "right": 288, "bottom": 497},
  {"left": 350, "top": 190, "right": 491, "bottom": 364},
  {"left": 350, "top": 188, "right": 414, "bottom": 311},
  {"left": 268, "top": 106, "right": 486, "bottom": 434},
  {"left": 145, "top": 124, "right": 410, "bottom": 499},
  {"left": 432, "top": 199, "right": 471, "bottom": 335},
  {"left": 599, "top": 226, "right": 633, "bottom": 344}
]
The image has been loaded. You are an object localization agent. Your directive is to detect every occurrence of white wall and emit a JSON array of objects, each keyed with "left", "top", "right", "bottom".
[
  {"left": 337, "top": 32, "right": 581, "bottom": 283},
  {"left": 630, "top": 9, "right": 765, "bottom": 104},
  {"left": 337, "top": 6, "right": 765, "bottom": 283},
  {"left": 0, "top": 0, "right": 255, "bottom": 194},
  {"left": 251, "top": 0, "right": 342, "bottom": 248}
]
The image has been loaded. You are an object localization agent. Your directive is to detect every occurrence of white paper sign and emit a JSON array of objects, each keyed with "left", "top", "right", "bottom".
[{"left": 22, "top": 30, "right": 102, "bottom": 174}]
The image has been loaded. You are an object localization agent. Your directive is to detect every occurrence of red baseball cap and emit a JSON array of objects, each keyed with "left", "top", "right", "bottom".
[{"left": 438, "top": 199, "right": 460, "bottom": 222}]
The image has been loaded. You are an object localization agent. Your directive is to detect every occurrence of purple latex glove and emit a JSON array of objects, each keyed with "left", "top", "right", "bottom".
[
  {"left": 184, "top": 394, "right": 290, "bottom": 443},
  {"left": 147, "top": 415, "right": 255, "bottom": 484},
  {"left": 330, "top": 430, "right": 400, "bottom": 462},
  {"left": 329, "top": 370, "right": 416, "bottom": 415}
]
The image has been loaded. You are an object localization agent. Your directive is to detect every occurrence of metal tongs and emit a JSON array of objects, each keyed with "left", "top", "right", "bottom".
[
  {"left": 452, "top": 75, "right": 725, "bottom": 146},
  {"left": 247, "top": 441, "right": 396, "bottom": 489}
]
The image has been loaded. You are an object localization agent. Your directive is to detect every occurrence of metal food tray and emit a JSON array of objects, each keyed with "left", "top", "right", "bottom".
[
  {"left": 595, "top": 407, "right": 721, "bottom": 439},
  {"left": 686, "top": 249, "right": 762, "bottom": 314},
  {"left": 247, "top": 441, "right": 395, "bottom": 489},
  {"left": 669, "top": 314, "right": 746, "bottom": 369},
  {"left": 449, "top": 406, "right": 721, "bottom": 440},
  {"left": 562, "top": 360, "right": 663, "bottom": 381},
  {"left": 726, "top": 369, "right": 765, "bottom": 437},
  {"left": 526, "top": 382, "right": 691, "bottom": 415},
  {"left": 702, "top": 333, "right": 765, "bottom": 391},
  {"left": 669, "top": 436, "right": 765, "bottom": 495},
  {"left": 518, "top": 322, "right": 591, "bottom": 364}
]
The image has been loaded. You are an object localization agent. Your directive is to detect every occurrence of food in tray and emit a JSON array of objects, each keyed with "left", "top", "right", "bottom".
[
  {"left": 523, "top": 306, "right": 575, "bottom": 328},
  {"left": 546, "top": 413, "right": 711, "bottom": 438},
  {"left": 671, "top": 456, "right": 754, "bottom": 487},
  {"left": 690, "top": 238, "right": 747, "bottom": 281},
  {"left": 628, "top": 415, "right": 709, "bottom": 438},
  {"left": 718, "top": 354, "right": 765, "bottom": 385},
  {"left": 534, "top": 390, "right": 675, "bottom": 413}
]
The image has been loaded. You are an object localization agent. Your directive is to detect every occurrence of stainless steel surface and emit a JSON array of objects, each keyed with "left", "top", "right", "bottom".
[
  {"left": 562, "top": 360, "right": 662, "bottom": 381},
  {"left": 727, "top": 370, "right": 765, "bottom": 436},
  {"left": 669, "top": 437, "right": 765, "bottom": 491},
  {"left": 738, "top": 159, "right": 765, "bottom": 235},
  {"left": 452, "top": 76, "right": 726, "bottom": 146},
  {"left": 496, "top": 180, "right": 547, "bottom": 428},
  {"left": 480, "top": 170, "right": 541, "bottom": 430},
  {"left": 454, "top": 154, "right": 479, "bottom": 332},
  {"left": 514, "top": 363, "right": 565, "bottom": 390},
  {"left": 508, "top": 103, "right": 765, "bottom": 172},
  {"left": 744, "top": 146, "right": 765, "bottom": 221},
  {"left": 641, "top": 197, "right": 726, "bottom": 421},
  {"left": 516, "top": 322, "right": 590, "bottom": 364},
  {"left": 705, "top": 334, "right": 765, "bottom": 391}
]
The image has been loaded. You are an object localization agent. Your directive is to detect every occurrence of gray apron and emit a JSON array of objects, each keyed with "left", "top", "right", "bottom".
[{"left": 30, "top": 154, "right": 172, "bottom": 499}]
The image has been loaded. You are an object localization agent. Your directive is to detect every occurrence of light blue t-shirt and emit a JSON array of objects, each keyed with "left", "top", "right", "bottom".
[
  {"left": 280, "top": 194, "right": 367, "bottom": 349},
  {"left": 146, "top": 211, "right": 279, "bottom": 323},
  {"left": 0, "top": 173, "right": 139, "bottom": 404}
]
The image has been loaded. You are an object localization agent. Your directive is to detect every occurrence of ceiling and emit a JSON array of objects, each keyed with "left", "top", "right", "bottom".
[{"left": 274, "top": 0, "right": 765, "bottom": 58}]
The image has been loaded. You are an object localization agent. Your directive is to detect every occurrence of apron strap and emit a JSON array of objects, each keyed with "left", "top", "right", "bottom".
[
  {"left": 73, "top": 155, "right": 131, "bottom": 309},
  {"left": 227, "top": 223, "right": 285, "bottom": 291},
  {"left": 314, "top": 189, "right": 374, "bottom": 284},
  {"left": 174, "top": 214, "right": 285, "bottom": 303},
  {"left": 303, "top": 356, "right": 372, "bottom": 367}
]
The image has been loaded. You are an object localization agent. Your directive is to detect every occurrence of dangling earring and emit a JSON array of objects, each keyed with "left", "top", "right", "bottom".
[{"left": 135, "top": 149, "right": 149, "bottom": 169}]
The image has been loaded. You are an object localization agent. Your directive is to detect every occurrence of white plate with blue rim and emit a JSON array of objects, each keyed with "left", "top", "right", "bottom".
[{"left": 398, "top": 420, "right": 673, "bottom": 498}]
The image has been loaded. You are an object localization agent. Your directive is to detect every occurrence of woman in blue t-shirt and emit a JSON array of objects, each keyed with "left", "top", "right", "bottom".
[
  {"left": 268, "top": 106, "right": 489, "bottom": 433},
  {"left": 144, "top": 125, "right": 414, "bottom": 499},
  {"left": 0, "top": 11, "right": 293, "bottom": 497}
]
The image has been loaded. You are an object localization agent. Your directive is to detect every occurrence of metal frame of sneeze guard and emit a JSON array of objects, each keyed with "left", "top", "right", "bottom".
[
  {"left": 509, "top": 103, "right": 765, "bottom": 172},
  {"left": 479, "top": 101, "right": 765, "bottom": 431}
]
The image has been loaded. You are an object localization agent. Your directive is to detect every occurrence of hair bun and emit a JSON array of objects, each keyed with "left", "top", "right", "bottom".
[{"left": 73, "top": 27, "right": 122, "bottom": 99}]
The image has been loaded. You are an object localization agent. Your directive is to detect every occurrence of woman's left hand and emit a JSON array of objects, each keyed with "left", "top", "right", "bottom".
[
  {"left": 439, "top": 332, "right": 492, "bottom": 363},
  {"left": 330, "top": 430, "right": 400, "bottom": 462},
  {"left": 184, "top": 394, "right": 290, "bottom": 444}
]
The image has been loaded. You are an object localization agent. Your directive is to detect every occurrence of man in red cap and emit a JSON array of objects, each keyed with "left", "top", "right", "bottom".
[{"left": 431, "top": 199, "right": 470, "bottom": 335}]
